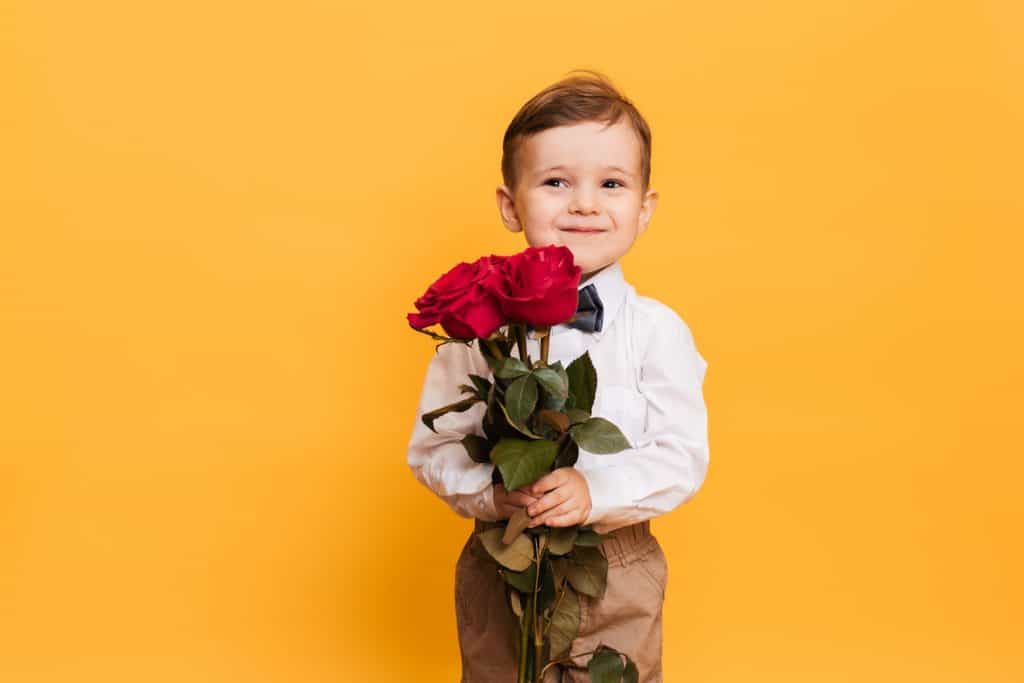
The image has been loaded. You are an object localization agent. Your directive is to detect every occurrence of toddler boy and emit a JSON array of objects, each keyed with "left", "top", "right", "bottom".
[{"left": 407, "top": 70, "right": 709, "bottom": 683}]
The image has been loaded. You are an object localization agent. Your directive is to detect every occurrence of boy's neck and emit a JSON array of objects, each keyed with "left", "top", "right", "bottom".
[{"left": 580, "top": 262, "right": 612, "bottom": 284}]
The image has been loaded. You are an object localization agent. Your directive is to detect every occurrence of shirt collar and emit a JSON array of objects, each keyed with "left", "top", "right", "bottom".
[{"left": 550, "top": 260, "right": 628, "bottom": 342}]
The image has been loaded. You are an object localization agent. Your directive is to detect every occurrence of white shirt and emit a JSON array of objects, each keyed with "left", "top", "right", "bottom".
[{"left": 406, "top": 260, "right": 710, "bottom": 534}]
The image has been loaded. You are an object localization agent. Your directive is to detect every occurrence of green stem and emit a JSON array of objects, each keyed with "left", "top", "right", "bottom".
[
  {"left": 532, "top": 536, "right": 548, "bottom": 679},
  {"left": 515, "top": 324, "right": 530, "bottom": 366},
  {"left": 539, "top": 648, "right": 603, "bottom": 680},
  {"left": 484, "top": 337, "right": 505, "bottom": 361},
  {"left": 518, "top": 593, "right": 532, "bottom": 683},
  {"left": 539, "top": 326, "right": 551, "bottom": 366}
]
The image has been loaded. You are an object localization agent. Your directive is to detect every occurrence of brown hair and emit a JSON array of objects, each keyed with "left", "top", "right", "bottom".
[{"left": 501, "top": 69, "right": 652, "bottom": 195}]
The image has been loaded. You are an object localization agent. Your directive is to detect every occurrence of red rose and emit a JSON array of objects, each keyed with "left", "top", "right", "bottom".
[
  {"left": 494, "top": 245, "right": 582, "bottom": 327},
  {"left": 407, "top": 254, "right": 507, "bottom": 339}
]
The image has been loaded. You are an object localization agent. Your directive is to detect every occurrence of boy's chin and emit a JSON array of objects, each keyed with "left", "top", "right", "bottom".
[
  {"left": 570, "top": 249, "right": 612, "bottom": 272},
  {"left": 522, "top": 238, "right": 609, "bottom": 273}
]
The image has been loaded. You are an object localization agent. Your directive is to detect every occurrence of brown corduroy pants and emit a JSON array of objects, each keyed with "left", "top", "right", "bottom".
[{"left": 455, "top": 518, "right": 667, "bottom": 683}]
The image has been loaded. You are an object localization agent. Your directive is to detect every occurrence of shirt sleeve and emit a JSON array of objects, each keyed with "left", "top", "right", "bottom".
[
  {"left": 579, "top": 314, "right": 710, "bottom": 530},
  {"left": 406, "top": 339, "right": 502, "bottom": 521}
]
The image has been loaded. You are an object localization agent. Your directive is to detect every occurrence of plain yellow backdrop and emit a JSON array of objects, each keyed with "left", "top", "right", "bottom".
[{"left": 2, "top": 1, "right": 1022, "bottom": 680}]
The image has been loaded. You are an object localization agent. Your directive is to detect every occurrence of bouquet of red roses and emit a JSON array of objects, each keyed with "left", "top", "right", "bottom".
[{"left": 408, "top": 245, "right": 639, "bottom": 683}]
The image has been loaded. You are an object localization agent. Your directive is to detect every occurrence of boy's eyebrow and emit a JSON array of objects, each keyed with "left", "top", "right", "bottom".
[{"left": 537, "top": 164, "right": 636, "bottom": 178}]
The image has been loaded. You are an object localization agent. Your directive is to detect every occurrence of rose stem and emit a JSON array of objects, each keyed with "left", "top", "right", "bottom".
[
  {"left": 539, "top": 326, "right": 550, "bottom": 366},
  {"left": 532, "top": 534, "right": 543, "bottom": 683},
  {"left": 515, "top": 324, "right": 530, "bottom": 366},
  {"left": 484, "top": 337, "right": 505, "bottom": 361},
  {"left": 518, "top": 593, "right": 531, "bottom": 683}
]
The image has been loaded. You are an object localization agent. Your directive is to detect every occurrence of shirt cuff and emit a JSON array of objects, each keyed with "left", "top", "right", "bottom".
[
  {"left": 579, "top": 466, "right": 632, "bottom": 527},
  {"left": 476, "top": 482, "right": 500, "bottom": 521}
]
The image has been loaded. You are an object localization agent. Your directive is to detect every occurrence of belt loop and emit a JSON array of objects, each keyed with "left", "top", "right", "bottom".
[{"left": 598, "top": 521, "right": 652, "bottom": 567}]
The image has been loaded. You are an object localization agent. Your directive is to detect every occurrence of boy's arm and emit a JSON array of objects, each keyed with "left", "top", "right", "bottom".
[
  {"left": 579, "top": 313, "right": 710, "bottom": 529},
  {"left": 406, "top": 339, "right": 502, "bottom": 521}
]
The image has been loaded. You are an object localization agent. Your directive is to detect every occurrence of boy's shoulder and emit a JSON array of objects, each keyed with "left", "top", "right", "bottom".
[
  {"left": 629, "top": 291, "right": 699, "bottom": 347},
  {"left": 626, "top": 291, "right": 707, "bottom": 376}
]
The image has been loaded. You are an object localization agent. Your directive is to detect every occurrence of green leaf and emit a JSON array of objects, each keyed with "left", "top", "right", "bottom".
[
  {"left": 574, "top": 529, "right": 604, "bottom": 547},
  {"left": 553, "top": 361, "right": 570, "bottom": 393},
  {"left": 587, "top": 645, "right": 625, "bottom": 683},
  {"left": 546, "top": 584, "right": 580, "bottom": 660},
  {"left": 533, "top": 367, "right": 568, "bottom": 400},
  {"left": 501, "top": 563, "right": 536, "bottom": 593},
  {"left": 497, "top": 399, "right": 543, "bottom": 439},
  {"left": 503, "top": 507, "right": 532, "bottom": 545},
  {"left": 566, "top": 408, "right": 591, "bottom": 425},
  {"left": 623, "top": 659, "right": 638, "bottom": 683},
  {"left": 477, "top": 336, "right": 514, "bottom": 369},
  {"left": 486, "top": 381, "right": 526, "bottom": 442},
  {"left": 495, "top": 357, "right": 531, "bottom": 379},
  {"left": 483, "top": 353, "right": 501, "bottom": 371},
  {"left": 468, "top": 373, "right": 492, "bottom": 397},
  {"left": 550, "top": 556, "right": 570, "bottom": 585},
  {"left": 553, "top": 438, "right": 579, "bottom": 470},
  {"left": 506, "top": 374, "right": 539, "bottom": 424},
  {"left": 460, "top": 434, "right": 491, "bottom": 463},
  {"left": 540, "top": 390, "right": 567, "bottom": 412},
  {"left": 566, "top": 352, "right": 597, "bottom": 412},
  {"left": 533, "top": 419, "right": 559, "bottom": 441},
  {"left": 547, "top": 527, "right": 579, "bottom": 556},
  {"left": 491, "top": 438, "right": 559, "bottom": 492},
  {"left": 477, "top": 527, "right": 534, "bottom": 571},
  {"left": 564, "top": 546, "right": 608, "bottom": 599},
  {"left": 569, "top": 417, "right": 631, "bottom": 454}
]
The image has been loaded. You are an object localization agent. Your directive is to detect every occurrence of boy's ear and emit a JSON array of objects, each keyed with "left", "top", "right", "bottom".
[
  {"left": 496, "top": 184, "right": 523, "bottom": 233},
  {"left": 637, "top": 187, "right": 659, "bottom": 236}
]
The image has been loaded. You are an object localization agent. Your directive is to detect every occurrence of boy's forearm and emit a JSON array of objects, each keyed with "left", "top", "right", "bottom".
[
  {"left": 407, "top": 434, "right": 501, "bottom": 519},
  {"left": 579, "top": 443, "right": 708, "bottom": 529},
  {"left": 438, "top": 483, "right": 501, "bottom": 521},
  {"left": 407, "top": 338, "right": 502, "bottom": 520}
]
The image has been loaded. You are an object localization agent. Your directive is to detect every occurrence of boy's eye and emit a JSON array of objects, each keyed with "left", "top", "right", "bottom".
[{"left": 544, "top": 178, "right": 625, "bottom": 188}]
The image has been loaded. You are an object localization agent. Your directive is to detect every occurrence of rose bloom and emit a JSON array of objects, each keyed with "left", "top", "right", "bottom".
[
  {"left": 493, "top": 245, "right": 581, "bottom": 327},
  {"left": 407, "top": 254, "right": 506, "bottom": 339}
]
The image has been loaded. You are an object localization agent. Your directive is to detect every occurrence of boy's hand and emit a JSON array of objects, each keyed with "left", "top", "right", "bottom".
[
  {"left": 492, "top": 483, "right": 539, "bottom": 520},
  {"left": 519, "top": 467, "right": 592, "bottom": 528}
]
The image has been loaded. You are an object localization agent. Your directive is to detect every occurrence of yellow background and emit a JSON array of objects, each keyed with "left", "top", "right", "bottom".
[{"left": 3, "top": 1, "right": 1022, "bottom": 680}]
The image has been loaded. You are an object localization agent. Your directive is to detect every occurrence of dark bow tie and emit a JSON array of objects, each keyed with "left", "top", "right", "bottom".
[{"left": 568, "top": 283, "right": 604, "bottom": 333}]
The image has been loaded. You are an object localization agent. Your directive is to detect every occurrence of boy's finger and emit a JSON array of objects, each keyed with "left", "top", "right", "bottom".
[
  {"left": 524, "top": 477, "right": 549, "bottom": 497},
  {"left": 527, "top": 469, "right": 566, "bottom": 496},
  {"left": 515, "top": 480, "right": 543, "bottom": 495},
  {"left": 538, "top": 512, "right": 577, "bottom": 528},
  {"left": 507, "top": 492, "right": 538, "bottom": 506},
  {"left": 526, "top": 488, "right": 568, "bottom": 518},
  {"left": 528, "top": 499, "right": 575, "bottom": 527}
]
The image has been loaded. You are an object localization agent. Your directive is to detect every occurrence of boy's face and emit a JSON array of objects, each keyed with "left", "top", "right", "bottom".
[{"left": 496, "top": 119, "right": 658, "bottom": 280}]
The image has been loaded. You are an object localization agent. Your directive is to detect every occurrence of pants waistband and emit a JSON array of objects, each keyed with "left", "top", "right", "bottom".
[{"left": 472, "top": 518, "right": 653, "bottom": 567}]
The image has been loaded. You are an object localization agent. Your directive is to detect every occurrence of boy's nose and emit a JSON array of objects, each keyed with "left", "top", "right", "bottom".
[
  {"left": 569, "top": 188, "right": 598, "bottom": 211},
  {"left": 569, "top": 191, "right": 599, "bottom": 214}
]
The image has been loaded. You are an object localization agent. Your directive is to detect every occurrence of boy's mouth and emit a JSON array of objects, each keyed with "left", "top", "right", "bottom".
[{"left": 560, "top": 227, "right": 605, "bottom": 233}]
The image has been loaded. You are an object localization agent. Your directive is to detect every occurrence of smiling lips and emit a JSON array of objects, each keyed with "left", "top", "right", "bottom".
[{"left": 561, "top": 227, "right": 605, "bottom": 233}]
